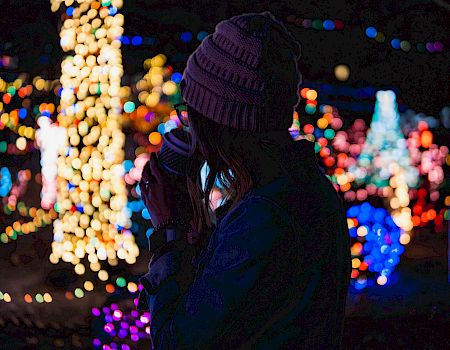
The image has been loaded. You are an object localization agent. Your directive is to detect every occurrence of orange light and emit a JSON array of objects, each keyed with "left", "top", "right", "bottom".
[
  {"left": 24, "top": 294, "right": 33, "bottom": 303},
  {"left": 420, "top": 212, "right": 429, "bottom": 222},
  {"left": 340, "top": 183, "right": 351, "bottom": 192},
  {"left": 323, "top": 113, "right": 333, "bottom": 122},
  {"left": 359, "top": 262, "right": 368, "bottom": 271},
  {"left": 412, "top": 215, "right": 421, "bottom": 226},
  {"left": 351, "top": 269, "right": 359, "bottom": 278},
  {"left": 106, "top": 284, "right": 115, "bottom": 293},
  {"left": 420, "top": 130, "right": 433, "bottom": 148},
  {"left": 148, "top": 132, "right": 162, "bottom": 145},
  {"left": 427, "top": 209, "right": 436, "bottom": 220},
  {"left": 300, "top": 88, "right": 309, "bottom": 99}
]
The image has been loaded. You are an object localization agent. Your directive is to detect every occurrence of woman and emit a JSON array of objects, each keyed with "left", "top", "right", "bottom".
[{"left": 138, "top": 11, "right": 351, "bottom": 349}]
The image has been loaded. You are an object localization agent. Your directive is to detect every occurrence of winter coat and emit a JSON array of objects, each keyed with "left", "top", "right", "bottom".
[{"left": 137, "top": 138, "right": 351, "bottom": 349}]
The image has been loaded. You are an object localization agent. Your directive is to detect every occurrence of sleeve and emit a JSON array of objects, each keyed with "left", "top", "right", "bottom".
[{"left": 140, "top": 196, "right": 294, "bottom": 349}]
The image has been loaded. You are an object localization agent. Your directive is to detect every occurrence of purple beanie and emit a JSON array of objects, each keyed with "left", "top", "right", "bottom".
[{"left": 180, "top": 11, "right": 302, "bottom": 132}]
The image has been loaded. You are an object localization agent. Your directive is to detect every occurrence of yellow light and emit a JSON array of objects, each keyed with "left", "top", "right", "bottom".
[
  {"left": 84, "top": 280, "right": 94, "bottom": 291},
  {"left": 334, "top": 64, "right": 350, "bottom": 81},
  {"left": 317, "top": 118, "right": 328, "bottom": 129},
  {"left": 377, "top": 275, "right": 387, "bottom": 285},
  {"left": 399, "top": 233, "right": 411, "bottom": 245},
  {"left": 305, "top": 89, "right": 317, "bottom": 100}
]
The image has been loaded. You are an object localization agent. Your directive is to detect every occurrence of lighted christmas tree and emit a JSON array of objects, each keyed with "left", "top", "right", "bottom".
[{"left": 349, "top": 90, "right": 419, "bottom": 235}]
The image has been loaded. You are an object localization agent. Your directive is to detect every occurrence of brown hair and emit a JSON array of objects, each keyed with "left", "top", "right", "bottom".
[{"left": 185, "top": 106, "right": 293, "bottom": 250}]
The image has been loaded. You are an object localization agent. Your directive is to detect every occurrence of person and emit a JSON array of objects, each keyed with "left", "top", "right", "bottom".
[{"left": 138, "top": 11, "right": 351, "bottom": 349}]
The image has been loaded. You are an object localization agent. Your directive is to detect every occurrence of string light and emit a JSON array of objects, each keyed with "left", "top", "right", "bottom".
[{"left": 50, "top": 0, "right": 138, "bottom": 277}]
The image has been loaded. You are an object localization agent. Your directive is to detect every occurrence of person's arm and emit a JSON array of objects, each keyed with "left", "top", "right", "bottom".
[{"left": 138, "top": 195, "right": 297, "bottom": 349}]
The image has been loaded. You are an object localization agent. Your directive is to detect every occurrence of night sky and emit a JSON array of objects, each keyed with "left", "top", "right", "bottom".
[{"left": 0, "top": 0, "right": 449, "bottom": 116}]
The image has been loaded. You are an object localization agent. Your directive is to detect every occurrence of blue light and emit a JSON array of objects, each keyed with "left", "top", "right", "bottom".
[
  {"left": 323, "top": 20, "right": 335, "bottom": 30},
  {"left": 142, "top": 208, "right": 151, "bottom": 220},
  {"left": 180, "top": 31, "right": 193, "bottom": 42},
  {"left": 123, "top": 159, "right": 133, "bottom": 173},
  {"left": 348, "top": 202, "right": 406, "bottom": 289},
  {"left": 391, "top": 38, "right": 401, "bottom": 49},
  {"left": 19, "top": 108, "right": 27, "bottom": 119},
  {"left": 146, "top": 228, "right": 154, "bottom": 238},
  {"left": 197, "top": 31, "right": 208, "bottom": 41},
  {"left": 66, "top": 7, "right": 74, "bottom": 16},
  {"left": 365, "top": 27, "right": 377, "bottom": 38},
  {"left": 109, "top": 6, "right": 118, "bottom": 15},
  {"left": 157, "top": 123, "right": 165, "bottom": 134},
  {"left": 171, "top": 72, "right": 183, "bottom": 83},
  {"left": 121, "top": 36, "right": 130, "bottom": 45},
  {"left": 131, "top": 36, "right": 143, "bottom": 46}
]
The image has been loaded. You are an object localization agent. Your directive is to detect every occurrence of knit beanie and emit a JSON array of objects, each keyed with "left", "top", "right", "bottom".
[{"left": 179, "top": 11, "right": 302, "bottom": 132}]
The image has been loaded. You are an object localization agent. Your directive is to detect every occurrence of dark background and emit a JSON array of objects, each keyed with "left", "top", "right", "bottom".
[
  {"left": 0, "top": 0, "right": 449, "bottom": 116},
  {"left": 0, "top": 1, "right": 448, "bottom": 349}
]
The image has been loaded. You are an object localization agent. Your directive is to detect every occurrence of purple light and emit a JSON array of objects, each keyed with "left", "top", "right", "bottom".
[
  {"left": 120, "top": 321, "right": 129, "bottom": 329},
  {"left": 131, "top": 334, "right": 139, "bottom": 342},
  {"left": 110, "top": 330, "right": 116, "bottom": 337},
  {"left": 434, "top": 42, "right": 443, "bottom": 52},
  {"left": 104, "top": 323, "right": 114, "bottom": 333},
  {"left": 133, "top": 298, "right": 138, "bottom": 306},
  {"left": 138, "top": 284, "right": 144, "bottom": 291},
  {"left": 122, "top": 345, "right": 131, "bottom": 350},
  {"left": 92, "top": 307, "right": 101, "bottom": 317},
  {"left": 426, "top": 42, "right": 435, "bottom": 52},
  {"left": 103, "top": 345, "right": 112, "bottom": 350},
  {"left": 103, "top": 307, "right": 110, "bottom": 314},
  {"left": 140, "top": 315, "right": 150, "bottom": 324},
  {"left": 113, "top": 310, "right": 123, "bottom": 320},
  {"left": 131, "top": 310, "right": 139, "bottom": 318},
  {"left": 135, "top": 320, "right": 143, "bottom": 328},
  {"left": 144, "top": 111, "right": 155, "bottom": 122},
  {"left": 93, "top": 339, "right": 101, "bottom": 347},
  {"left": 111, "top": 303, "right": 118, "bottom": 311},
  {"left": 130, "top": 325, "right": 138, "bottom": 334},
  {"left": 111, "top": 342, "right": 118, "bottom": 349},
  {"left": 105, "top": 314, "right": 113, "bottom": 323},
  {"left": 118, "top": 329, "right": 128, "bottom": 338}
]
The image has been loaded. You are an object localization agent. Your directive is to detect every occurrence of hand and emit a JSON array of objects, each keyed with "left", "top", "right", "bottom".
[{"left": 139, "top": 152, "right": 193, "bottom": 229}]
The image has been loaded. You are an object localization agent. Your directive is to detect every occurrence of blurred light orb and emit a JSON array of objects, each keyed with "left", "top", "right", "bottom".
[{"left": 334, "top": 64, "right": 350, "bottom": 81}]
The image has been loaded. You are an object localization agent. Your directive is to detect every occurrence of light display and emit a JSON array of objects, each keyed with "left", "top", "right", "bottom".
[
  {"left": 347, "top": 203, "right": 405, "bottom": 289},
  {"left": 349, "top": 91, "right": 419, "bottom": 235},
  {"left": 365, "top": 26, "right": 444, "bottom": 53},
  {"left": 50, "top": 0, "right": 138, "bottom": 276},
  {"left": 35, "top": 117, "right": 67, "bottom": 209}
]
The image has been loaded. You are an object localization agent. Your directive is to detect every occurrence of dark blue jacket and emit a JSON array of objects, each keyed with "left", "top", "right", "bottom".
[{"left": 138, "top": 139, "right": 351, "bottom": 349}]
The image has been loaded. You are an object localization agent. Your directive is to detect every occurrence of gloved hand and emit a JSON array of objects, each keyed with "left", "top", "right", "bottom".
[{"left": 139, "top": 152, "right": 194, "bottom": 228}]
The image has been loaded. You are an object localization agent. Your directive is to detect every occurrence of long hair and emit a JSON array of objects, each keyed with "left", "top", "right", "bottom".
[{"left": 185, "top": 107, "right": 296, "bottom": 250}]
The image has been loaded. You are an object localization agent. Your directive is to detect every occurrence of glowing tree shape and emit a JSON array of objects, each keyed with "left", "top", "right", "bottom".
[
  {"left": 50, "top": 0, "right": 138, "bottom": 278},
  {"left": 349, "top": 91, "right": 419, "bottom": 236}
]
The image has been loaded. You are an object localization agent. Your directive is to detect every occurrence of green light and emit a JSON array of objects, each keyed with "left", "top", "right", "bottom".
[
  {"left": 0, "top": 141, "right": 6, "bottom": 153},
  {"left": 124, "top": 101, "right": 135, "bottom": 113},
  {"left": 305, "top": 105, "right": 316, "bottom": 115},
  {"left": 0, "top": 233, "right": 8, "bottom": 243},
  {"left": 116, "top": 277, "right": 126, "bottom": 288},
  {"left": 75, "top": 288, "right": 84, "bottom": 298},
  {"left": 312, "top": 19, "right": 323, "bottom": 30},
  {"left": 7, "top": 86, "right": 16, "bottom": 96},
  {"left": 324, "top": 129, "right": 335, "bottom": 139},
  {"left": 35, "top": 294, "right": 44, "bottom": 303},
  {"left": 0, "top": 292, "right": 3, "bottom": 300},
  {"left": 416, "top": 43, "right": 426, "bottom": 53},
  {"left": 314, "top": 142, "right": 321, "bottom": 153}
]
